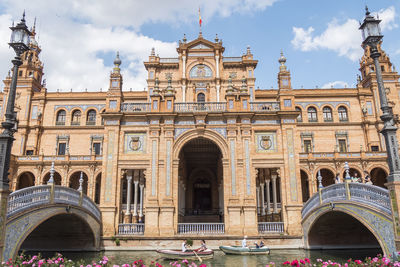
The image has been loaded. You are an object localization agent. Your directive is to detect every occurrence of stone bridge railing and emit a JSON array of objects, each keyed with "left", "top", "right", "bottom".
[
  {"left": 302, "top": 183, "right": 391, "bottom": 219},
  {"left": 7, "top": 185, "right": 101, "bottom": 221}
]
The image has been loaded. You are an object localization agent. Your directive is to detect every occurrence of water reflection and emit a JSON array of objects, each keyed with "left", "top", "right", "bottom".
[{"left": 33, "top": 249, "right": 381, "bottom": 267}]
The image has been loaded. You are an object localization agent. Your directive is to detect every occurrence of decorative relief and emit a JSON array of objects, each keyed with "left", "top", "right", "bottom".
[
  {"left": 175, "top": 128, "right": 191, "bottom": 139},
  {"left": 121, "top": 121, "right": 148, "bottom": 125},
  {"left": 282, "top": 119, "right": 296, "bottom": 123},
  {"left": 252, "top": 119, "right": 280, "bottom": 125},
  {"left": 210, "top": 128, "right": 227, "bottom": 137},
  {"left": 207, "top": 120, "right": 225, "bottom": 125},
  {"left": 150, "top": 120, "right": 159, "bottom": 125},
  {"left": 54, "top": 104, "right": 105, "bottom": 112},
  {"left": 255, "top": 132, "right": 277, "bottom": 152},
  {"left": 287, "top": 129, "right": 298, "bottom": 202},
  {"left": 105, "top": 120, "right": 119, "bottom": 125},
  {"left": 295, "top": 101, "right": 350, "bottom": 109},
  {"left": 176, "top": 119, "right": 194, "bottom": 125},
  {"left": 191, "top": 43, "right": 211, "bottom": 49},
  {"left": 124, "top": 133, "right": 146, "bottom": 153},
  {"left": 189, "top": 64, "right": 212, "bottom": 78},
  {"left": 164, "top": 120, "right": 174, "bottom": 124}
]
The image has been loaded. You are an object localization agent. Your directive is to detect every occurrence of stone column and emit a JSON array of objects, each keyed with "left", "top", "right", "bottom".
[
  {"left": 256, "top": 186, "right": 260, "bottom": 215},
  {"left": 216, "top": 85, "right": 220, "bottom": 102},
  {"left": 124, "top": 170, "right": 132, "bottom": 223},
  {"left": 271, "top": 173, "right": 278, "bottom": 214},
  {"left": 260, "top": 182, "right": 265, "bottom": 216},
  {"left": 139, "top": 183, "right": 144, "bottom": 222},
  {"left": 266, "top": 179, "right": 271, "bottom": 215},
  {"left": 133, "top": 183, "right": 139, "bottom": 222}
]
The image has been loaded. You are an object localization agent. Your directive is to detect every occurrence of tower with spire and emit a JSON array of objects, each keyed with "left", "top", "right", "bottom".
[{"left": 106, "top": 52, "right": 123, "bottom": 111}]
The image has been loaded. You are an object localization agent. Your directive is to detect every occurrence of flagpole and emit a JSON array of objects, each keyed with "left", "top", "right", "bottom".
[{"left": 199, "top": 7, "right": 202, "bottom": 36}]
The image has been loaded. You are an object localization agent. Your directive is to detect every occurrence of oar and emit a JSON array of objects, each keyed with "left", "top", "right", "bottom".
[{"left": 189, "top": 245, "right": 203, "bottom": 263}]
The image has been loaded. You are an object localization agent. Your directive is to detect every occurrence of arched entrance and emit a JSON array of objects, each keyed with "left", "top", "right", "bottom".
[
  {"left": 370, "top": 168, "right": 388, "bottom": 188},
  {"left": 69, "top": 171, "right": 88, "bottom": 195},
  {"left": 178, "top": 137, "right": 223, "bottom": 223},
  {"left": 316, "top": 168, "right": 335, "bottom": 188},
  {"left": 308, "top": 211, "right": 382, "bottom": 252},
  {"left": 17, "top": 172, "right": 35, "bottom": 189},
  {"left": 43, "top": 171, "right": 62, "bottom": 185},
  {"left": 301, "top": 170, "right": 310, "bottom": 202}
]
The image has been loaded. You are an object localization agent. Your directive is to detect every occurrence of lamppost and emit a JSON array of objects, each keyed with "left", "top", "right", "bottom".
[
  {"left": 0, "top": 12, "right": 30, "bottom": 260},
  {"left": 360, "top": 7, "right": 400, "bottom": 254}
]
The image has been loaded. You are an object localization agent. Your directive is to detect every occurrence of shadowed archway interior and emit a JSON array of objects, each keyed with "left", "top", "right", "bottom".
[
  {"left": 308, "top": 211, "right": 382, "bottom": 251},
  {"left": 20, "top": 214, "right": 95, "bottom": 252},
  {"left": 178, "top": 137, "right": 224, "bottom": 223}
]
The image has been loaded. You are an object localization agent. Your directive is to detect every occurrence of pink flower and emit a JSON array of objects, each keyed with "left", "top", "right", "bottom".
[
  {"left": 182, "top": 259, "right": 189, "bottom": 264},
  {"left": 283, "top": 261, "right": 290, "bottom": 265}
]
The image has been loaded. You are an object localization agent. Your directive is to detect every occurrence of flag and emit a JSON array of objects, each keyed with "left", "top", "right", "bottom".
[{"left": 199, "top": 7, "right": 202, "bottom": 27}]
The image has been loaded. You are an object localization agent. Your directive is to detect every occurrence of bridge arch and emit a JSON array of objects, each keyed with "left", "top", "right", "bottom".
[
  {"left": 302, "top": 183, "right": 395, "bottom": 256},
  {"left": 4, "top": 185, "right": 101, "bottom": 260}
]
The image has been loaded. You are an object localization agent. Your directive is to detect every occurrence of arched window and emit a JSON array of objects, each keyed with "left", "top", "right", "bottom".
[
  {"left": 323, "top": 107, "right": 333, "bottom": 122},
  {"left": 295, "top": 107, "right": 302, "bottom": 122},
  {"left": 338, "top": 106, "right": 348, "bottom": 122},
  {"left": 71, "top": 110, "right": 81, "bottom": 125},
  {"left": 197, "top": 93, "right": 205, "bottom": 102},
  {"left": 56, "top": 110, "right": 66, "bottom": 125},
  {"left": 86, "top": 109, "right": 96, "bottom": 125},
  {"left": 307, "top": 107, "right": 317, "bottom": 122}
]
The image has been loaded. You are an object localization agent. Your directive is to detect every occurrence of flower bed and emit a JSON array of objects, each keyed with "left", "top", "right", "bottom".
[{"left": 1, "top": 254, "right": 400, "bottom": 267}]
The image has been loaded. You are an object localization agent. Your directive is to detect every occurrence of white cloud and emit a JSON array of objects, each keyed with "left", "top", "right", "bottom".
[
  {"left": 322, "top": 81, "right": 349, "bottom": 89},
  {"left": 0, "top": 0, "right": 278, "bottom": 91},
  {"left": 291, "top": 6, "right": 397, "bottom": 61}
]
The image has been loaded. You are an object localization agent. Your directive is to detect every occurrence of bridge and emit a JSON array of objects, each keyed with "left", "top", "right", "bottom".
[
  {"left": 3, "top": 185, "right": 101, "bottom": 260},
  {"left": 302, "top": 182, "right": 394, "bottom": 256}
]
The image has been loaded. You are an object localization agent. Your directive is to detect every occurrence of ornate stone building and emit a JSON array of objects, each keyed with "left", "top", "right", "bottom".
[{"left": 1, "top": 26, "right": 397, "bottom": 244}]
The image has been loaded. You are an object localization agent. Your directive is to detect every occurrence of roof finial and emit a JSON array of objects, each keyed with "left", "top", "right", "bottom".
[
  {"left": 151, "top": 47, "right": 155, "bottom": 56},
  {"left": 113, "top": 51, "right": 121, "bottom": 73},
  {"left": 183, "top": 33, "right": 187, "bottom": 43},
  {"left": 247, "top": 45, "right": 251, "bottom": 55},
  {"left": 278, "top": 50, "right": 287, "bottom": 71},
  {"left": 365, "top": 5, "right": 370, "bottom": 16},
  {"left": 215, "top": 34, "right": 219, "bottom": 43},
  {"left": 22, "top": 10, "right": 26, "bottom": 22},
  {"left": 198, "top": 7, "right": 202, "bottom": 37}
]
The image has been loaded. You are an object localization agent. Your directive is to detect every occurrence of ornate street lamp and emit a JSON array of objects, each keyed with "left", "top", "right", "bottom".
[
  {"left": 359, "top": 7, "right": 400, "bottom": 182},
  {"left": 0, "top": 12, "right": 30, "bottom": 190},
  {"left": 360, "top": 7, "right": 400, "bottom": 256}
]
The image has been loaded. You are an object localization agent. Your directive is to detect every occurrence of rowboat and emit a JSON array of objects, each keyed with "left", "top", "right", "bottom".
[
  {"left": 156, "top": 249, "right": 214, "bottom": 260},
  {"left": 219, "top": 245, "right": 270, "bottom": 255}
]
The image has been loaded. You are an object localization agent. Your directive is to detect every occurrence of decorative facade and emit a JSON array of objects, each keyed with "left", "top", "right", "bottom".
[{"left": 1, "top": 27, "right": 398, "bottom": 241}]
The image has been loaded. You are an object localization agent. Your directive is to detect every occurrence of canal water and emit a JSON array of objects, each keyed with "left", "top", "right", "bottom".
[{"left": 43, "top": 248, "right": 382, "bottom": 266}]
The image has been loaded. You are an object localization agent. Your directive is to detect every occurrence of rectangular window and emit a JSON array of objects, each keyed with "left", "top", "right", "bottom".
[
  {"left": 243, "top": 100, "right": 247, "bottom": 109},
  {"left": 229, "top": 100, "right": 234, "bottom": 109},
  {"left": 338, "top": 139, "right": 347, "bottom": 152},
  {"left": 381, "top": 66, "right": 385, "bottom": 72},
  {"left": 371, "top": 145, "right": 379, "bottom": 152},
  {"left": 167, "top": 100, "right": 172, "bottom": 110},
  {"left": 109, "top": 100, "right": 117, "bottom": 109},
  {"left": 248, "top": 70, "right": 252, "bottom": 77},
  {"left": 31, "top": 105, "right": 38, "bottom": 119},
  {"left": 26, "top": 150, "right": 34, "bottom": 155},
  {"left": 58, "top": 143, "right": 66, "bottom": 155},
  {"left": 19, "top": 71, "right": 22, "bottom": 76},
  {"left": 304, "top": 140, "right": 312, "bottom": 153},
  {"left": 153, "top": 100, "right": 158, "bottom": 110},
  {"left": 149, "top": 71, "right": 154, "bottom": 79},
  {"left": 284, "top": 99, "right": 292, "bottom": 107},
  {"left": 93, "top": 143, "right": 101, "bottom": 155},
  {"left": 366, "top": 101, "right": 373, "bottom": 115}
]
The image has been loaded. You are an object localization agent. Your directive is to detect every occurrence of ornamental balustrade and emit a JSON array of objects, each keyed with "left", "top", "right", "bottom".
[
  {"left": 159, "top": 58, "right": 179, "bottom": 63},
  {"left": 299, "top": 151, "right": 387, "bottom": 159},
  {"left": 17, "top": 155, "right": 102, "bottom": 161},
  {"left": 257, "top": 203, "right": 282, "bottom": 214},
  {"left": 174, "top": 102, "right": 226, "bottom": 112},
  {"left": 258, "top": 222, "right": 284, "bottom": 233},
  {"left": 7, "top": 185, "right": 101, "bottom": 221},
  {"left": 118, "top": 223, "right": 145, "bottom": 235},
  {"left": 250, "top": 102, "right": 280, "bottom": 112},
  {"left": 121, "top": 103, "right": 151, "bottom": 113},
  {"left": 177, "top": 223, "right": 225, "bottom": 235},
  {"left": 222, "top": 57, "right": 242, "bottom": 62},
  {"left": 301, "top": 183, "right": 391, "bottom": 219}
]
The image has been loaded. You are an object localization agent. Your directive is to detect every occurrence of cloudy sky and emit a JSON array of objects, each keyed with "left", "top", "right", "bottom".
[{"left": 0, "top": 0, "right": 399, "bottom": 92}]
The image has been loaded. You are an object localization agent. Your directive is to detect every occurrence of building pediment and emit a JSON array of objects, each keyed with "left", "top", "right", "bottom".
[{"left": 177, "top": 35, "right": 224, "bottom": 54}]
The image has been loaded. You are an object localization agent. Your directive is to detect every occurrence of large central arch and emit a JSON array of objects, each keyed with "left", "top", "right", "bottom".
[{"left": 174, "top": 129, "right": 229, "bottom": 225}]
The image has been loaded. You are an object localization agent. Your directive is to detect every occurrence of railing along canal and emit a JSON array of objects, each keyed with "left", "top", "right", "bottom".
[
  {"left": 118, "top": 223, "right": 145, "bottom": 235},
  {"left": 7, "top": 185, "right": 101, "bottom": 221},
  {"left": 177, "top": 223, "right": 225, "bottom": 235},
  {"left": 258, "top": 222, "right": 284, "bottom": 233},
  {"left": 301, "top": 183, "right": 391, "bottom": 219},
  {"left": 174, "top": 102, "right": 226, "bottom": 112}
]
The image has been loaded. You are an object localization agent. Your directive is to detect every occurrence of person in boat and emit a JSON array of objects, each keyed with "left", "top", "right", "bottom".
[
  {"left": 254, "top": 239, "right": 265, "bottom": 248},
  {"left": 242, "top": 236, "right": 248, "bottom": 248},
  {"left": 195, "top": 240, "right": 207, "bottom": 252},
  {"left": 182, "top": 240, "right": 188, "bottom": 252}
]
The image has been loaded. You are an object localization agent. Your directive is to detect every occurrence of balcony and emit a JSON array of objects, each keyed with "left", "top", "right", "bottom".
[
  {"left": 86, "top": 120, "right": 96, "bottom": 126},
  {"left": 177, "top": 223, "right": 225, "bottom": 235},
  {"left": 71, "top": 121, "right": 80, "bottom": 126},
  {"left": 118, "top": 223, "right": 144, "bottom": 235},
  {"left": 299, "top": 151, "right": 387, "bottom": 160},
  {"left": 121, "top": 103, "right": 151, "bottom": 113},
  {"left": 55, "top": 121, "right": 65, "bottom": 126},
  {"left": 174, "top": 102, "right": 226, "bottom": 113},
  {"left": 250, "top": 102, "right": 280, "bottom": 112}
]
